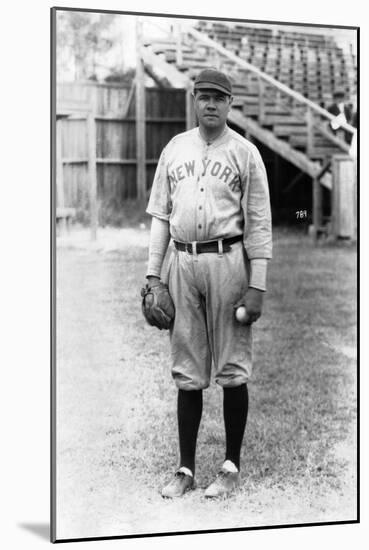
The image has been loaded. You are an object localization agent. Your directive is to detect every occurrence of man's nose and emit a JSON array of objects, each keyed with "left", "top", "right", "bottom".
[{"left": 206, "top": 98, "right": 216, "bottom": 108}]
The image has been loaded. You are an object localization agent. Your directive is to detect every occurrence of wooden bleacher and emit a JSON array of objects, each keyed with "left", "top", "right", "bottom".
[
  {"left": 154, "top": 22, "right": 356, "bottom": 107},
  {"left": 142, "top": 21, "right": 357, "bottom": 238}
]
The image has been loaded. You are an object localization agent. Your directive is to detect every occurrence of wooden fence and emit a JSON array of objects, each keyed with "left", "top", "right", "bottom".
[{"left": 57, "top": 81, "right": 186, "bottom": 224}]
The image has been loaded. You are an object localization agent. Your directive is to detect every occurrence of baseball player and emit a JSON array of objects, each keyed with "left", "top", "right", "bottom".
[
  {"left": 142, "top": 68, "right": 272, "bottom": 498},
  {"left": 327, "top": 89, "right": 354, "bottom": 144}
]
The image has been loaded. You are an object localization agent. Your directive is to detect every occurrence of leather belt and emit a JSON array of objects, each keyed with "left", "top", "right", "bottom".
[{"left": 173, "top": 235, "right": 242, "bottom": 254}]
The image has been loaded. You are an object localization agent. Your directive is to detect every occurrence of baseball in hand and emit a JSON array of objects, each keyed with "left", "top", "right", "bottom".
[{"left": 235, "top": 305, "right": 248, "bottom": 323}]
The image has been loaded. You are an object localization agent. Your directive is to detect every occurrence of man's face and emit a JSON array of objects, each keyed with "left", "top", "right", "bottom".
[{"left": 193, "top": 89, "right": 233, "bottom": 132}]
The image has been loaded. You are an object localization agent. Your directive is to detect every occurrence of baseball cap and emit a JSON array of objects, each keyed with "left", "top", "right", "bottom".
[{"left": 194, "top": 68, "right": 232, "bottom": 95}]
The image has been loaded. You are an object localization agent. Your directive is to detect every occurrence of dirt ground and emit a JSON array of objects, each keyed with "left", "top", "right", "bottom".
[{"left": 55, "top": 226, "right": 357, "bottom": 541}]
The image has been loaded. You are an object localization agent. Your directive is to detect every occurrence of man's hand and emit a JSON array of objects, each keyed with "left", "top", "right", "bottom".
[
  {"left": 234, "top": 287, "right": 264, "bottom": 325},
  {"left": 146, "top": 275, "right": 161, "bottom": 288}
]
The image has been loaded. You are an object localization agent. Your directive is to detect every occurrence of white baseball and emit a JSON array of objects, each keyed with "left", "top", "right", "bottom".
[{"left": 235, "top": 305, "right": 248, "bottom": 323}]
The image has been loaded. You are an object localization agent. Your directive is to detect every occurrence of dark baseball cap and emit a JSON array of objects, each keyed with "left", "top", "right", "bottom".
[{"left": 194, "top": 68, "right": 232, "bottom": 95}]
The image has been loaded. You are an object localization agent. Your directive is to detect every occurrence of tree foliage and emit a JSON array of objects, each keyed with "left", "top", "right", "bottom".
[{"left": 57, "top": 11, "right": 119, "bottom": 81}]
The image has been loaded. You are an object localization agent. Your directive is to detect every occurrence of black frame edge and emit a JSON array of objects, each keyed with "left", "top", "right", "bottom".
[
  {"left": 51, "top": 5, "right": 359, "bottom": 31},
  {"left": 50, "top": 5, "right": 57, "bottom": 544}
]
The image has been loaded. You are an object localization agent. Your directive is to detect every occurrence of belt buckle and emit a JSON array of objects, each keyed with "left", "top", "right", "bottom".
[
  {"left": 190, "top": 241, "right": 198, "bottom": 260},
  {"left": 185, "top": 242, "right": 192, "bottom": 254},
  {"left": 217, "top": 238, "right": 224, "bottom": 257}
]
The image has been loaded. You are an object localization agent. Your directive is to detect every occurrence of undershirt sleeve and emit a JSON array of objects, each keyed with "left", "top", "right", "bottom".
[
  {"left": 249, "top": 258, "right": 268, "bottom": 291},
  {"left": 146, "top": 216, "right": 171, "bottom": 278}
]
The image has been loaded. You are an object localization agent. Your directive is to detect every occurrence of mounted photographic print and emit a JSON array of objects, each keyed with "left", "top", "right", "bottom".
[{"left": 51, "top": 6, "right": 358, "bottom": 543}]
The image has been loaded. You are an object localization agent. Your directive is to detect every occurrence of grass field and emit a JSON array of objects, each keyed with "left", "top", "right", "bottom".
[{"left": 55, "top": 226, "right": 357, "bottom": 541}]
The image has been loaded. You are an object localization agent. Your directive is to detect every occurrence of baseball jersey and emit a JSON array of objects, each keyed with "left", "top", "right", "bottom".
[{"left": 146, "top": 126, "right": 272, "bottom": 260}]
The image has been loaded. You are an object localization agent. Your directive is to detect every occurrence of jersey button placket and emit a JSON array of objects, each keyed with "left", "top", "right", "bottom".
[
  {"left": 198, "top": 169, "right": 206, "bottom": 238},
  {"left": 196, "top": 143, "right": 209, "bottom": 240},
  {"left": 196, "top": 182, "right": 204, "bottom": 239}
]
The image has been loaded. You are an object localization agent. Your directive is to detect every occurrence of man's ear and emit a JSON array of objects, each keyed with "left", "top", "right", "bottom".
[{"left": 229, "top": 95, "right": 234, "bottom": 106}]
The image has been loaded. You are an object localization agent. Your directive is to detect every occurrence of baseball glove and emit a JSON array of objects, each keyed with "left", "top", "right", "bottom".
[{"left": 141, "top": 281, "right": 175, "bottom": 330}]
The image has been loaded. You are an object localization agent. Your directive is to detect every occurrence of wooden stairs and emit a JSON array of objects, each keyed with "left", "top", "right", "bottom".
[{"left": 141, "top": 23, "right": 357, "bottom": 234}]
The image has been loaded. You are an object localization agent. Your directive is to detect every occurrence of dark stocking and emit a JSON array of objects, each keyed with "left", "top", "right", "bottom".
[
  {"left": 223, "top": 384, "right": 249, "bottom": 470},
  {"left": 177, "top": 389, "right": 203, "bottom": 474}
]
